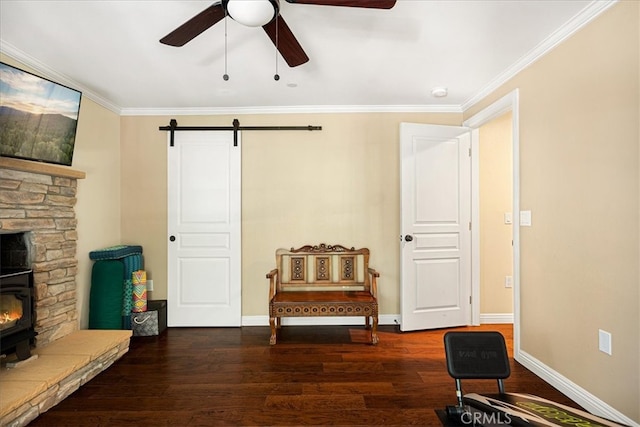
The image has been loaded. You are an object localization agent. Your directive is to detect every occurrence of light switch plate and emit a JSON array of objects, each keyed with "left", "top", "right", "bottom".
[
  {"left": 520, "top": 210, "right": 532, "bottom": 226},
  {"left": 504, "top": 212, "right": 513, "bottom": 225},
  {"left": 599, "top": 329, "right": 612, "bottom": 355},
  {"left": 505, "top": 276, "right": 513, "bottom": 288}
]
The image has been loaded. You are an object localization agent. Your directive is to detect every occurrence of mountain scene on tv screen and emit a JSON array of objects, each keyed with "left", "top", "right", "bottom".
[{"left": 0, "top": 106, "right": 77, "bottom": 165}]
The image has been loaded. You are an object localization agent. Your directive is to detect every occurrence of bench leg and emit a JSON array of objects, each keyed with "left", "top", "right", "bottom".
[
  {"left": 365, "top": 316, "right": 370, "bottom": 330},
  {"left": 269, "top": 316, "right": 277, "bottom": 345},
  {"left": 371, "top": 316, "right": 379, "bottom": 345}
]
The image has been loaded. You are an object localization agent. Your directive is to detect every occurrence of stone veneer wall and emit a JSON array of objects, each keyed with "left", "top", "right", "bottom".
[{"left": 0, "top": 160, "right": 85, "bottom": 347}]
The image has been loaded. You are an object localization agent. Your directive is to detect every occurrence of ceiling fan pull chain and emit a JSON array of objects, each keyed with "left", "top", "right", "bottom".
[
  {"left": 223, "top": 8, "right": 229, "bottom": 81},
  {"left": 274, "top": 13, "right": 280, "bottom": 81}
]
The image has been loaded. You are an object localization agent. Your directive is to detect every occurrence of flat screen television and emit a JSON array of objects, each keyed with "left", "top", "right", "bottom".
[{"left": 0, "top": 62, "right": 82, "bottom": 166}]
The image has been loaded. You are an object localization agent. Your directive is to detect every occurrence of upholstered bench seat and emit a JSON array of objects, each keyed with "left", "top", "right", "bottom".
[{"left": 271, "top": 291, "right": 377, "bottom": 316}]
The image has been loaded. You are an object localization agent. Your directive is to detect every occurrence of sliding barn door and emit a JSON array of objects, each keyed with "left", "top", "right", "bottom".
[{"left": 167, "top": 131, "right": 241, "bottom": 326}]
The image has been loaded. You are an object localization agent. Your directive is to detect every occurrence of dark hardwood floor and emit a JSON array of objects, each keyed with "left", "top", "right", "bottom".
[{"left": 28, "top": 324, "right": 580, "bottom": 426}]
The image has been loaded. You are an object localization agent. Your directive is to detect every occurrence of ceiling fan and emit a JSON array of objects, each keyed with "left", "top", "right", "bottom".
[{"left": 159, "top": 0, "right": 397, "bottom": 67}]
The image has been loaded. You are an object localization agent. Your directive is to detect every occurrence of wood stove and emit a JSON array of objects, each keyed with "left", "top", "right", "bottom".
[
  {"left": 1, "top": 232, "right": 36, "bottom": 360},
  {"left": 0, "top": 268, "right": 36, "bottom": 360}
]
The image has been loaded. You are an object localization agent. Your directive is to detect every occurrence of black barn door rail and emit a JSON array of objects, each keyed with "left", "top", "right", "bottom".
[{"left": 159, "top": 119, "right": 322, "bottom": 147}]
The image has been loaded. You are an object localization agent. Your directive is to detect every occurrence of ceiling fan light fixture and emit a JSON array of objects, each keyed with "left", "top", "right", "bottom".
[{"left": 226, "top": 0, "right": 278, "bottom": 27}]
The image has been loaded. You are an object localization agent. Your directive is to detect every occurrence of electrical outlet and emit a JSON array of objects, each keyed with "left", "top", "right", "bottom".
[
  {"left": 598, "top": 329, "right": 612, "bottom": 355},
  {"left": 505, "top": 276, "right": 513, "bottom": 288},
  {"left": 146, "top": 279, "right": 154, "bottom": 292}
]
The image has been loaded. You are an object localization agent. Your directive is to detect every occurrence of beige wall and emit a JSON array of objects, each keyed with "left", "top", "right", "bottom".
[
  {"left": 5, "top": 1, "right": 638, "bottom": 421},
  {"left": 74, "top": 100, "right": 122, "bottom": 329},
  {"left": 119, "top": 112, "right": 462, "bottom": 317},
  {"left": 0, "top": 54, "right": 122, "bottom": 330},
  {"left": 465, "top": 2, "right": 639, "bottom": 421},
  {"left": 479, "top": 112, "right": 513, "bottom": 314}
]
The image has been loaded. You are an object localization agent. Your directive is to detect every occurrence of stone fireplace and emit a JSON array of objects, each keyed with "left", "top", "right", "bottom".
[
  {"left": 0, "top": 157, "right": 85, "bottom": 351},
  {"left": 0, "top": 158, "right": 133, "bottom": 427}
]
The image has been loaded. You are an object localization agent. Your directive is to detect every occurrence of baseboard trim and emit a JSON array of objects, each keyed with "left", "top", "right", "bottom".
[
  {"left": 480, "top": 313, "right": 514, "bottom": 324},
  {"left": 242, "top": 314, "right": 400, "bottom": 327},
  {"left": 516, "top": 350, "right": 637, "bottom": 426}
]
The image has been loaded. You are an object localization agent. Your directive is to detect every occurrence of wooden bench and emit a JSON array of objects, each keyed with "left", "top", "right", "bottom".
[{"left": 266, "top": 244, "right": 380, "bottom": 345}]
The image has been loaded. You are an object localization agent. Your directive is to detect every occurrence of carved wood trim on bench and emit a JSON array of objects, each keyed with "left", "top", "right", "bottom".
[
  {"left": 267, "top": 244, "right": 380, "bottom": 345},
  {"left": 291, "top": 243, "right": 355, "bottom": 253}
]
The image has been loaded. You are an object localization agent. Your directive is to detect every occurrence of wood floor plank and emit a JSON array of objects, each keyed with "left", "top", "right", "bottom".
[
  {"left": 27, "top": 324, "right": 582, "bottom": 426},
  {"left": 302, "top": 381, "right": 396, "bottom": 395},
  {"left": 322, "top": 361, "right": 385, "bottom": 372},
  {"left": 264, "top": 394, "right": 367, "bottom": 410}
]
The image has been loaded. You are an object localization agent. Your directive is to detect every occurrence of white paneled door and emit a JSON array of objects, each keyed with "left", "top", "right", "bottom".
[
  {"left": 400, "top": 123, "right": 471, "bottom": 331},
  {"left": 167, "top": 131, "right": 241, "bottom": 327}
]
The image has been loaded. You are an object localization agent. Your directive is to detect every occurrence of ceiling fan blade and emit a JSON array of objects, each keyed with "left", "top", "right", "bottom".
[
  {"left": 285, "top": 0, "right": 396, "bottom": 9},
  {"left": 263, "top": 16, "right": 309, "bottom": 67},
  {"left": 160, "top": 3, "right": 226, "bottom": 46}
]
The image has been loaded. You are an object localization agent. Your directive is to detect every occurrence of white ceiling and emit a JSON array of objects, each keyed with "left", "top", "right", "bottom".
[{"left": 0, "top": 0, "right": 610, "bottom": 114}]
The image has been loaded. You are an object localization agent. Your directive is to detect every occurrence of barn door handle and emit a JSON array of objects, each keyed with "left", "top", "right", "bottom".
[
  {"left": 169, "top": 235, "right": 176, "bottom": 242},
  {"left": 404, "top": 235, "right": 413, "bottom": 242}
]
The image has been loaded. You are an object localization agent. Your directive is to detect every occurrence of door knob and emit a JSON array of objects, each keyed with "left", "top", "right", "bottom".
[
  {"left": 169, "top": 235, "right": 176, "bottom": 242},
  {"left": 404, "top": 235, "right": 413, "bottom": 242}
]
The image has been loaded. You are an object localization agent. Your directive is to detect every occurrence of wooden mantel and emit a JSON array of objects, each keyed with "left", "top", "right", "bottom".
[{"left": 0, "top": 157, "right": 86, "bottom": 179}]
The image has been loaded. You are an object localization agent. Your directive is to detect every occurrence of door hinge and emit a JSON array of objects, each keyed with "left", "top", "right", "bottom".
[
  {"left": 469, "top": 296, "right": 472, "bottom": 304},
  {"left": 468, "top": 147, "right": 471, "bottom": 157},
  {"left": 469, "top": 222, "right": 472, "bottom": 231}
]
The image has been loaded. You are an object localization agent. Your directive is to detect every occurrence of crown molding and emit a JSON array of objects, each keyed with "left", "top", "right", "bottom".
[
  {"left": 119, "top": 104, "right": 463, "bottom": 116},
  {"left": 461, "top": 0, "right": 618, "bottom": 112},
  {"left": 1, "top": 40, "right": 122, "bottom": 115}
]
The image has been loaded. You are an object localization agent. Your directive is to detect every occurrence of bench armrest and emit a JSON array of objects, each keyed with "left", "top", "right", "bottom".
[
  {"left": 267, "top": 268, "right": 279, "bottom": 300},
  {"left": 266, "top": 268, "right": 278, "bottom": 279},
  {"left": 368, "top": 267, "right": 379, "bottom": 299}
]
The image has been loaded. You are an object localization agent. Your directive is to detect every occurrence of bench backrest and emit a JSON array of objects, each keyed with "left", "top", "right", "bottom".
[{"left": 276, "top": 244, "right": 371, "bottom": 292}]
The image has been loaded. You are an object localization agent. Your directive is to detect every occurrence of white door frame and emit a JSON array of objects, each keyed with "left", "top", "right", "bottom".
[{"left": 463, "top": 89, "right": 520, "bottom": 357}]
